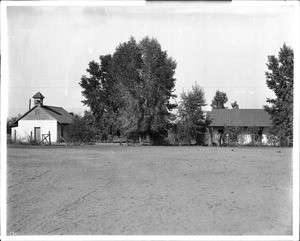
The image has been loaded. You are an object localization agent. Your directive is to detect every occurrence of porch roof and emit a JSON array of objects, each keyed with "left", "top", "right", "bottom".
[{"left": 207, "top": 109, "right": 271, "bottom": 127}]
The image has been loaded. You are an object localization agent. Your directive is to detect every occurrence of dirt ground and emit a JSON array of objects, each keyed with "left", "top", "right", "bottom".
[{"left": 7, "top": 144, "right": 292, "bottom": 235}]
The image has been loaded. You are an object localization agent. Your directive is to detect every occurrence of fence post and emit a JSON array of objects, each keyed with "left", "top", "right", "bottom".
[{"left": 49, "top": 131, "right": 51, "bottom": 145}]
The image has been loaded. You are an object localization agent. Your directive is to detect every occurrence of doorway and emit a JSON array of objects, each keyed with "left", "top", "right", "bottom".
[{"left": 34, "top": 127, "right": 41, "bottom": 142}]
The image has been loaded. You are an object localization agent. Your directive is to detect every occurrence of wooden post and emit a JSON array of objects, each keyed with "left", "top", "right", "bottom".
[{"left": 49, "top": 131, "right": 51, "bottom": 145}]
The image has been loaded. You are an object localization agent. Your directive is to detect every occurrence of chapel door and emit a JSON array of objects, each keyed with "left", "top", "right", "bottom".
[{"left": 34, "top": 127, "right": 41, "bottom": 142}]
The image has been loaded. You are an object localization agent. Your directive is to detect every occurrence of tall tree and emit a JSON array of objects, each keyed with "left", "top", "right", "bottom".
[
  {"left": 231, "top": 101, "right": 239, "bottom": 109},
  {"left": 110, "top": 37, "right": 143, "bottom": 140},
  {"left": 111, "top": 36, "right": 177, "bottom": 144},
  {"left": 211, "top": 90, "right": 228, "bottom": 109},
  {"left": 263, "top": 43, "right": 293, "bottom": 146},
  {"left": 80, "top": 36, "right": 177, "bottom": 145},
  {"left": 79, "top": 54, "right": 120, "bottom": 137},
  {"left": 177, "top": 83, "right": 211, "bottom": 145}
]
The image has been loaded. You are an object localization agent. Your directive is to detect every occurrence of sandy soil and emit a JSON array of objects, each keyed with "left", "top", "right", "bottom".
[{"left": 7, "top": 145, "right": 292, "bottom": 235}]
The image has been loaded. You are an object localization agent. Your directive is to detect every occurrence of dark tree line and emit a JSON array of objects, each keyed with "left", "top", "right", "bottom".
[
  {"left": 71, "top": 41, "right": 294, "bottom": 146},
  {"left": 78, "top": 36, "right": 213, "bottom": 145},
  {"left": 6, "top": 38, "right": 293, "bottom": 146}
]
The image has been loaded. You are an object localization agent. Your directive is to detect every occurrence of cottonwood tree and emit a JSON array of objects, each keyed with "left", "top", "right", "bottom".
[
  {"left": 112, "top": 37, "right": 177, "bottom": 144},
  {"left": 177, "top": 83, "right": 211, "bottom": 145},
  {"left": 263, "top": 43, "right": 293, "bottom": 146},
  {"left": 211, "top": 90, "right": 228, "bottom": 109},
  {"left": 80, "top": 36, "right": 177, "bottom": 145},
  {"left": 79, "top": 54, "right": 120, "bottom": 138}
]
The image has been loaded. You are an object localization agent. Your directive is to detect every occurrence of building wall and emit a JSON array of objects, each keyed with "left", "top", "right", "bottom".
[
  {"left": 57, "top": 123, "right": 69, "bottom": 142},
  {"left": 11, "top": 120, "right": 58, "bottom": 143},
  {"left": 261, "top": 129, "right": 268, "bottom": 145},
  {"left": 210, "top": 127, "right": 269, "bottom": 146}
]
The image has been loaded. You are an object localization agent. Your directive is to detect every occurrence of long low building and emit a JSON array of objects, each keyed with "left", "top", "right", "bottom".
[{"left": 207, "top": 109, "right": 272, "bottom": 146}]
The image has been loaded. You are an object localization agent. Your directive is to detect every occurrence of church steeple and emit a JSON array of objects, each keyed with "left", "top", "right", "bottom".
[{"left": 32, "top": 92, "right": 45, "bottom": 107}]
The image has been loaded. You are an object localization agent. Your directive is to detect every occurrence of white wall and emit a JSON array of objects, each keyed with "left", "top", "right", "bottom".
[
  {"left": 11, "top": 120, "right": 58, "bottom": 143},
  {"left": 237, "top": 129, "right": 252, "bottom": 145},
  {"left": 210, "top": 127, "right": 269, "bottom": 146},
  {"left": 262, "top": 128, "right": 269, "bottom": 145}
]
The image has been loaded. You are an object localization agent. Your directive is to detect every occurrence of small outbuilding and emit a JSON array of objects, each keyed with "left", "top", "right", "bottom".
[
  {"left": 207, "top": 109, "right": 271, "bottom": 146},
  {"left": 11, "top": 92, "right": 73, "bottom": 144}
]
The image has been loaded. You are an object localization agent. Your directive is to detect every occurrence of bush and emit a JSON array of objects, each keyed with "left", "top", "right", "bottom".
[
  {"left": 223, "top": 125, "right": 242, "bottom": 146},
  {"left": 66, "top": 114, "right": 95, "bottom": 142},
  {"left": 247, "top": 126, "right": 261, "bottom": 146}
]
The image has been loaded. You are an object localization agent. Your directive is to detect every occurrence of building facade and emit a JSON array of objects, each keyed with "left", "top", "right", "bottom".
[
  {"left": 11, "top": 92, "right": 73, "bottom": 144},
  {"left": 207, "top": 109, "right": 271, "bottom": 146}
]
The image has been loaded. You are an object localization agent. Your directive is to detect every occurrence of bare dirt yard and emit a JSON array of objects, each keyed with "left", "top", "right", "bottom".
[{"left": 7, "top": 144, "right": 292, "bottom": 235}]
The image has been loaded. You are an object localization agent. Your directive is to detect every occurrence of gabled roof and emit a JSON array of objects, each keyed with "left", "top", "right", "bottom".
[
  {"left": 207, "top": 109, "right": 271, "bottom": 127},
  {"left": 13, "top": 106, "right": 38, "bottom": 124},
  {"left": 32, "top": 92, "right": 45, "bottom": 99},
  {"left": 14, "top": 105, "right": 73, "bottom": 124},
  {"left": 43, "top": 105, "right": 73, "bottom": 124}
]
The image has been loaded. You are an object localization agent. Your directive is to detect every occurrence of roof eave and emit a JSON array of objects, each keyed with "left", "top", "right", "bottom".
[{"left": 12, "top": 106, "right": 38, "bottom": 124}]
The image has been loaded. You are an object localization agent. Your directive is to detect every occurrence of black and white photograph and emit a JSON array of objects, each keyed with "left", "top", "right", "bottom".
[{"left": 1, "top": 0, "right": 299, "bottom": 239}]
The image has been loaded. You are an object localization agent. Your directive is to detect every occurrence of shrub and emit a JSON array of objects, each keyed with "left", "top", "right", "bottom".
[
  {"left": 66, "top": 114, "right": 95, "bottom": 142},
  {"left": 247, "top": 126, "right": 261, "bottom": 146}
]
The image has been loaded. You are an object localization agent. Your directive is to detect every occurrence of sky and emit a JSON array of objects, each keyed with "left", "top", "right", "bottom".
[{"left": 5, "top": 1, "right": 297, "bottom": 117}]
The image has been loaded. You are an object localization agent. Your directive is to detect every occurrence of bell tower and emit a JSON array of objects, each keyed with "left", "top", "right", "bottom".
[{"left": 32, "top": 92, "right": 45, "bottom": 107}]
